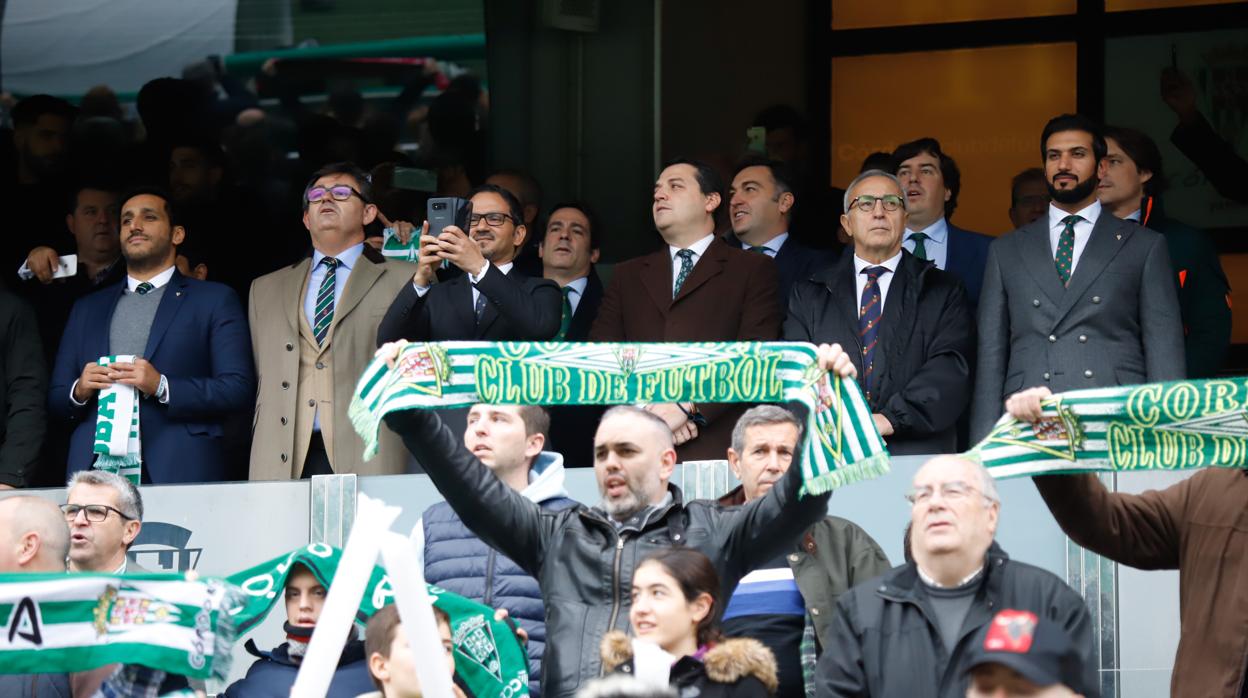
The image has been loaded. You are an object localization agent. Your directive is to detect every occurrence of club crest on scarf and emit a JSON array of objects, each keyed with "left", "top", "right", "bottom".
[
  {"left": 92, "top": 586, "right": 178, "bottom": 635},
  {"left": 394, "top": 344, "right": 451, "bottom": 397}
]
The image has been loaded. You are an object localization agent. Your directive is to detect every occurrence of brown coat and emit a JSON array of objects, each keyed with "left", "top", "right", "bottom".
[
  {"left": 248, "top": 249, "right": 418, "bottom": 479},
  {"left": 1033, "top": 470, "right": 1248, "bottom": 697},
  {"left": 589, "top": 238, "right": 781, "bottom": 461}
]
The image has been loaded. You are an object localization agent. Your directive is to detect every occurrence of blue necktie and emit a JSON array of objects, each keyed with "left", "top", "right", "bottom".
[{"left": 858, "top": 266, "right": 888, "bottom": 399}]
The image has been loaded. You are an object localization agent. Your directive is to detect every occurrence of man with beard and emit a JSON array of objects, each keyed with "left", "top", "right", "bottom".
[
  {"left": 48, "top": 187, "right": 255, "bottom": 483},
  {"left": 970, "top": 114, "right": 1183, "bottom": 440}
]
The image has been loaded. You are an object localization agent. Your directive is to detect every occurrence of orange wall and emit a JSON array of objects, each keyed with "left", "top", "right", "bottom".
[{"left": 831, "top": 43, "right": 1077, "bottom": 235}]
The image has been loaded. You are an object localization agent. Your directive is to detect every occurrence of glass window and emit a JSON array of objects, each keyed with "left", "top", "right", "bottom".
[
  {"left": 1107, "top": 0, "right": 1241, "bottom": 10},
  {"left": 832, "top": 0, "right": 1075, "bottom": 30}
]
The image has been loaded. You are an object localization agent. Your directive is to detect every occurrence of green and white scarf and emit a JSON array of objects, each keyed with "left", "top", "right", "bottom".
[
  {"left": 227, "top": 544, "right": 531, "bottom": 698},
  {"left": 0, "top": 572, "right": 242, "bottom": 681},
  {"left": 970, "top": 378, "right": 1248, "bottom": 477},
  {"left": 350, "top": 341, "right": 890, "bottom": 494},
  {"left": 93, "top": 355, "right": 142, "bottom": 484}
]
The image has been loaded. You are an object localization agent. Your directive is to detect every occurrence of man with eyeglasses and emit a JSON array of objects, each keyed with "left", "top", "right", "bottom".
[
  {"left": 815, "top": 455, "right": 1096, "bottom": 698},
  {"left": 62, "top": 469, "right": 144, "bottom": 573},
  {"left": 784, "top": 169, "right": 974, "bottom": 455},
  {"left": 249, "top": 162, "right": 419, "bottom": 480}
]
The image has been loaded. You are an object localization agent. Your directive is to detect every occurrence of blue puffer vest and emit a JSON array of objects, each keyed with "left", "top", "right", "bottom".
[{"left": 421, "top": 452, "right": 577, "bottom": 697}]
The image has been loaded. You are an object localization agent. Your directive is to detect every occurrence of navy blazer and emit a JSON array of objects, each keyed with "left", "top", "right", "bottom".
[
  {"left": 724, "top": 233, "right": 838, "bottom": 307},
  {"left": 48, "top": 271, "right": 256, "bottom": 483},
  {"left": 945, "top": 224, "right": 993, "bottom": 307}
]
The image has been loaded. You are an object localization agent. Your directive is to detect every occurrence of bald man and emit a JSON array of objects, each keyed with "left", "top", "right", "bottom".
[{"left": 0, "top": 495, "right": 68, "bottom": 572}]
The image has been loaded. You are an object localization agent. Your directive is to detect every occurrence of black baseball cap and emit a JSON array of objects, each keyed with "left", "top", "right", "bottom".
[{"left": 963, "top": 609, "right": 1090, "bottom": 695}]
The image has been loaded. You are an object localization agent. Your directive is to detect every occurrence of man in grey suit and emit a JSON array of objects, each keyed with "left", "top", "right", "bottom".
[{"left": 970, "top": 114, "right": 1184, "bottom": 441}]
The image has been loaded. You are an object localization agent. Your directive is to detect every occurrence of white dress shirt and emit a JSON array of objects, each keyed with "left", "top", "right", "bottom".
[
  {"left": 563, "top": 275, "right": 589, "bottom": 316},
  {"left": 1048, "top": 200, "right": 1101, "bottom": 277},
  {"left": 853, "top": 250, "right": 903, "bottom": 314},
  {"left": 903, "top": 217, "right": 949, "bottom": 270},
  {"left": 669, "top": 234, "right": 716, "bottom": 296},
  {"left": 736, "top": 232, "right": 788, "bottom": 258},
  {"left": 414, "top": 261, "right": 515, "bottom": 312},
  {"left": 126, "top": 265, "right": 176, "bottom": 294},
  {"left": 304, "top": 243, "right": 365, "bottom": 331}
]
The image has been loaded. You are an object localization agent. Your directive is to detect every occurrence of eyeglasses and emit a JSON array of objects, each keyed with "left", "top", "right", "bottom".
[
  {"left": 306, "top": 185, "right": 366, "bottom": 204},
  {"left": 61, "top": 503, "right": 134, "bottom": 522},
  {"left": 849, "top": 194, "right": 905, "bottom": 213},
  {"left": 904, "top": 481, "right": 991, "bottom": 506},
  {"left": 469, "top": 212, "right": 516, "bottom": 227}
]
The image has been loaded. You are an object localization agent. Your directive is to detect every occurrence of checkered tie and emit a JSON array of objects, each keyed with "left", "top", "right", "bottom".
[
  {"left": 858, "top": 266, "right": 888, "bottom": 399},
  {"left": 673, "top": 249, "right": 695, "bottom": 298},
  {"left": 313, "top": 257, "right": 339, "bottom": 345},
  {"left": 1055, "top": 215, "right": 1080, "bottom": 286},
  {"left": 908, "top": 232, "right": 929, "bottom": 261},
  {"left": 556, "top": 286, "right": 574, "bottom": 340},
  {"left": 135, "top": 282, "right": 154, "bottom": 295}
]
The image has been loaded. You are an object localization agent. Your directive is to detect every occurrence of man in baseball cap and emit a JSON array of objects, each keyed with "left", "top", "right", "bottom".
[{"left": 963, "top": 609, "right": 1095, "bottom": 698}]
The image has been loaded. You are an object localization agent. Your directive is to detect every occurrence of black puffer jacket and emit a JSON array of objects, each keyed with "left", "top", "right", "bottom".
[
  {"left": 384, "top": 408, "right": 830, "bottom": 698},
  {"left": 600, "top": 631, "right": 778, "bottom": 697},
  {"left": 814, "top": 542, "right": 1098, "bottom": 698}
]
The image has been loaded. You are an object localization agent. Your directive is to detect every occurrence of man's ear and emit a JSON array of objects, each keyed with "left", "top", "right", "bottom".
[
  {"left": 1139, "top": 168, "right": 1154, "bottom": 187},
  {"left": 368, "top": 652, "right": 389, "bottom": 685},
  {"left": 525, "top": 432, "right": 545, "bottom": 460},
  {"left": 513, "top": 223, "right": 528, "bottom": 250},
  {"left": 16, "top": 532, "right": 40, "bottom": 567},
  {"left": 66, "top": 213, "right": 76, "bottom": 235},
  {"left": 726, "top": 449, "right": 742, "bottom": 478},
  {"left": 705, "top": 193, "right": 722, "bottom": 215},
  {"left": 362, "top": 203, "right": 379, "bottom": 226},
  {"left": 171, "top": 226, "right": 186, "bottom": 247},
  {"left": 122, "top": 520, "right": 141, "bottom": 547},
  {"left": 590, "top": 248, "right": 601, "bottom": 264},
  {"left": 778, "top": 191, "right": 796, "bottom": 215}
]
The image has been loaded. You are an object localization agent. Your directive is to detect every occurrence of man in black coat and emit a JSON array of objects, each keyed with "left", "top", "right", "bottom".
[
  {"left": 376, "top": 184, "right": 561, "bottom": 345},
  {"left": 784, "top": 169, "right": 974, "bottom": 456},
  {"left": 0, "top": 289, "right": 46, "bottom": 489}
]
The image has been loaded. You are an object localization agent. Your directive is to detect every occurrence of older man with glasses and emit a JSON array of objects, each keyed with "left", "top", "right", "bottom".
[
  {"left": 814, "top": 455, "right": 1096, "bottom": 698},
  {"left": 784, "top": 169, "right": 975, "bottom": 456},
  {"left": 62, "top": 469, "right": 144, "bottom": 573}
]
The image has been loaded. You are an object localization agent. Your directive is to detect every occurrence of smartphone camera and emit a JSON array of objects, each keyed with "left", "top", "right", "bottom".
[{"left": 432, "top": 202, "right": 447, "bottom": 211}]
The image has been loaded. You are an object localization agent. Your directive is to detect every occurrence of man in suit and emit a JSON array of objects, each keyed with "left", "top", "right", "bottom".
[
  {"left": 1008, "top": 168, "right": 1050, "bottom": 231},
  {"left": 48, "top": 187, "right": 254, "bottom": 483},
  {"left": 249, "top": 162, "right": 419, "bottom": 480},
  {"left": 785, "top": 170, "right": 974, "bottom": 455},
  {"left": 970, "top": 114, "right": 1185, "bottom": 441},
  {"left": 1099, "top": 126, "right": 1231, "bottom": 379},
  {"left": 590, "top": 158, "right": 781, "bottom": 462},
  {"left": 892, "top": 138, "right": 994, "bottom": 306},
  {"left": 0, "top": 288, "right": 46, "bottom": 489},
  {"left": 540, "top": 201, "right": 604, "bottom": 468},
  {"left": 376, "top": 184, "right": 561, "bottom": 345},
  {"left": 727, "top": 156, "right": 835, "bottom": 304}
]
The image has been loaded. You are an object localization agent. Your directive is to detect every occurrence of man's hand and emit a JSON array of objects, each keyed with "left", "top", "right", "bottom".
[
  {"left": 0, "top": 484, "right": 15, "bottom": 490},
  {"left": 493, "top": 608, "right": 529, "bottom": 645},
  {"left": 412, "top": 223, "right": 442, "bottom": 288},
  {"left": 26, "top": 246, "right": 62, "bottom": 284},
  {"left": 110, "top": 359, "right": 163, "bottom": 397},
  {"left": 1004, "top": 386, "right": 1053, "bottom": 423},
  {"left": 74, "top": 362, "right": 114, "bottom": 402},
  {"left": 673, "top": 421, "right": 699, "bottom": 446},
  {"left": 872, "top": 413, "right": 894, "bottom": 437},
  {"left": 375, "top": 340, "right": 410, "bottom": 370},
  {"left": 378, "top": 211, "right": 418, "bottom": 245},
  {"left": 644, "top": 403, "right": 690, "bottom": 431},
  {"left": 816, "top": 343, "right": 858, "bottom": 379},
  {"left": 435, "top": 225, "right": 488, "bottom": 277},
  {"left": 1160, "top": 68, "right": 1199, "bottom": 124}
]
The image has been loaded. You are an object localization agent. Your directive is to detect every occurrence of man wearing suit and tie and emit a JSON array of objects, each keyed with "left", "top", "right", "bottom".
[
  {"left": 376, "top": 184, "right": 561, "bottom": 345},
  {"left": 971, "top": 114, "right": 1185, "bottom": 441},
  {"left": 726, "top": 157, "right": 835, "bottom": 303},
  {"left": 590, "top": 158, "right": 781, "bottom": 462},
  {"left": 892, "top": 138, "right": 994, "bottom": 307},
  {"left": 249, "top": 163, "right": 418, "bottom": 480},
  {"left": 50, "top": 188, "right": 255, "bottom": 483},
  {"left": 540, "top": 201, "right": 604, "bottom": 468},
  {"left": 785, "top": 170, "right": 974, "bottom": 455}
]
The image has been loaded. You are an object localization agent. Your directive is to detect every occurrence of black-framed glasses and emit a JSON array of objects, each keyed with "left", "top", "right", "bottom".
[
  {"left": 849, "top": 194, "right": 905, "bottom": 213},
  {"left": 60, "top": 503, "right": 134, "bottom": 522},
  {"left": 469, "top": 212, "right": 516, "bottom": 227},
  {"left": 306, "top": 185, "right": 366, "bottom": 204}
]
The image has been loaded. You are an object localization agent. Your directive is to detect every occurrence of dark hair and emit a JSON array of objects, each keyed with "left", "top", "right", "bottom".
[
  {"left": 660, "top": 157, "right": 724, "bottom": 203},
  {"left": 1103, "top": 125, "right": 1167, "bottom": 197},
  {"left": 303, "top": 162, "right": 374, "bottom": 211},
  {"left": 468, "top": 183, "right": 527, "bottom": 226},
  {"left": 489, "top": 168, "right": 543, "bottom": 209},
  {"left": 732, "top": 156, "right": 797, "bottom": 220},
  {"left": 546, "top": 200, "right": 602, "bottom": 251},
  {"left": 638, "top": 548, "right": 723, "bottom": 647},
  {"left": 892, "top": 137, "right": 962, "bottom": 219},
  {"left": 11, "top": 94, "right": 77, "bottom": 128},
  {"left": 1009, "top": 167, "right": 1047, "bottom": 206},
  {"left": 859, "top": 151, "right": 895, "bottom": 173},
  {"left": 65, "top": 180, "right": 120, "bottom": 216},
  {"left": 364, "top": 603, "right": 452, "bottom": 691},
  {"left": 170, "top": 139, "right": 227, "bottom": 170},
  {"left": 518, "top": 405, "right": 551, "bottom": 441},
  {"left": 119, "top": 186, "right": 181, "bottom": 229},
  {"left": 1040, "top": 114, "right": 1107, "bottom": 163},
  {"left": 902, "top": 522, "right": 913, "bottom": 563},
  {"left": 752, "top": 104, "right": 807, "bottom": 141}
]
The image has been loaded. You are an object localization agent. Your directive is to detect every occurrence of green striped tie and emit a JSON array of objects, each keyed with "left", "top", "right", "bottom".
[
  {"left": 556, "top": 286, "right": 574, "bottom": 340},
  {"left": 313, "top": 257, "right": 339, "bottom": 345},
  {"left": 135, "top": 281, "right": 155, "bottom": 295}
]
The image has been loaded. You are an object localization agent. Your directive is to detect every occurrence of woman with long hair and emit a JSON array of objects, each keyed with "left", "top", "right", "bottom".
[{"left": 600, "top": 548, "right": 778, "bottom": 697}]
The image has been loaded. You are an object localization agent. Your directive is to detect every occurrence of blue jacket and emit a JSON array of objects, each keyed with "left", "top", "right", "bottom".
[
  {"left": 48, "top": 270, "right": 255, "bottom": 483},
  {"left": 222, "top": 640, "right": 373, "bottom": 698},
  {"left": 417, "top": 451, "right": 577, "bottom": 696},
  {"left": 945, "top": 223, "right": 993, "bottom": 307}
]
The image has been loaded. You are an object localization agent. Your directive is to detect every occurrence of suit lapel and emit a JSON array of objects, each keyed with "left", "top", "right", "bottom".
[
  {"left": 673, "top": 240, "right": 727, "bottom": 303},
  {"left": 443, "top": 275, "right": 476, "bottom": 336},
  {"left": 640, "top": 249, "right": 673, "bottom": 315},
  {"left": 568, "top": 270, "right": 604, "bottom": 339},
  {"left": 285, "top": 258, "right": 319, "bottom": 347},
  {"left": 333, "top": 255, "right": 383, "bottom": 330},
  {"left": 944, "top": 226, "right": 965, "bottom": 276},
  {"left": 1018, "top": 219, "right": 1066, "bottom": 306},
  {"left": 143, "top": 272, "right": 189, "bottom": 358},
  {"left": 1053, "top": 215, "right": 1134, "bottom": 322},
  {"left": 475, "top": 267, "right": 509, "bottom": 337}
]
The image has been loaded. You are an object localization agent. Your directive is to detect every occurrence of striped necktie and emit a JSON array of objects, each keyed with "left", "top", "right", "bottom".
[
  {"left": 908, "top": 232, "right": 929, "bottom": 260},
  {"left": 313, "top": 257, "right": 339, "bottom": 345},
  {"left": 858, "top": 266, "right": 888, "bottom": 399},
  {"left": 556, "top": 286, "right": 574, "bottom": 340},
  {"left": 673, "top": 249, "right": 695, "bottom": 298},
  {"left": 1055, "top": 215, "right": 1080, "bottom": 286}
]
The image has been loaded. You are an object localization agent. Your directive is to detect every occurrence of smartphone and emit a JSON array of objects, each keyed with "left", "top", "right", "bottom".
[{"left": 426, "top": 197, "right": 473, "bottom": 269}]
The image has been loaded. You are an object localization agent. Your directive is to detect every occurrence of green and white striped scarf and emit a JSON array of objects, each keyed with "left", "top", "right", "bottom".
[
  {"left": 93, "top": 355, "right": 142, "bottom": 485},
  {"left": 0, "top": 573, "right": 242, "bottom": 681},
  {"left": 350, "top": 341, "right": 891, "bottom": 494},
  {"left": 970, "top": 378, "right": 1248, "bottom": 477}
]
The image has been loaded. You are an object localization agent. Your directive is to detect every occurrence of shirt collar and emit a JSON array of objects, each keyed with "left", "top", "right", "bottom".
[
  {"left": 736, "top": 231, "right": 789, "bottom": 253},
  {"left": 852, "top": 249, "right": 903, "bottom": 274},
  {"left": 126, "top": 265, "right": 176, "bottom": 294},
  {"left": 1048, "top": 199, "right": 1102, "bottom": 230},
  {"left": 669, "top": 233, "right": 716, "bottom": 261},
  {"left": 1125, "top": 208, "right": 1142, "bottom": 222},
  {"left": 916, "top": 563, "right": 984, "bottom": 589},
  {"left": 564, "top": 275, "right": 589, "bottom": 297},
  {"left": 312, "top": 242, "right": 366, "bottom": 272},
  {"left": 113, "top": 558, "right": 128, "bottom": 575},
  {"left": 495, "top": 261, "right": 515, "bottom": 276},
  {"left": 907, "top": 217, "right": 948, "bottom": 243}
]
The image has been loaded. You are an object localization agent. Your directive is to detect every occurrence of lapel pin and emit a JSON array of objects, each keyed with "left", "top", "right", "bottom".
[
  {"left": 176, "top": 291, "right": 183, "bottom": 297},
  {"left": 1115, "top": 234, "right": 1122, "bottom": 240}
]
